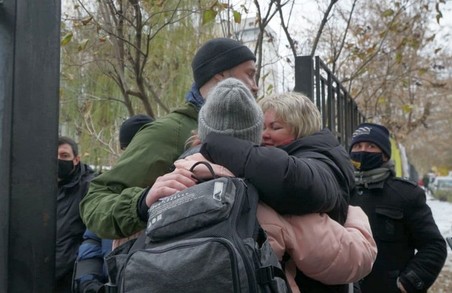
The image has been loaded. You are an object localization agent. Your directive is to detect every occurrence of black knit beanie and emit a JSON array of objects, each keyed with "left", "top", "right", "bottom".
[
  {"left": 119, "top": 114, "right": 153, "bottom": 149},
  {"left": 192, "top": 38, "right": 256, "bottom": 89},
  {"left": 350, "top": 123, "right": 391, "bottom": 158}
]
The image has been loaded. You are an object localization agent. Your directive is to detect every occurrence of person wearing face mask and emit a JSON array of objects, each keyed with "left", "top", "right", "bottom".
[
  {"left": 56, "top": 136, "right": 96, "bottom": 293},
  {"left": 349, "top": 123, "right": 447, "bottom": 293}
]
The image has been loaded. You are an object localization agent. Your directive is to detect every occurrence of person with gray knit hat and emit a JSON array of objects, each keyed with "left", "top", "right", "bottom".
[
  {"left": 80, "top": 36, "right": 258, "bottom": 241},
  {"left": 158, "top": 89, "right": 375, "bottom": 293},
  {"left": 349, "top": 122, "right": 446, "bottom": 293},
  {"left": 198, "top": 78, "right": 263, "bottom": 145}
]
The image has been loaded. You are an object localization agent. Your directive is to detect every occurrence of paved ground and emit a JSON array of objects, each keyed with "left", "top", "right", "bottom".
[
  {"left": 430, "top": 253, "right": 452, "bottom": 292},
  {"left": 426, "top": 191, "right": 452, "bottom": 292}
]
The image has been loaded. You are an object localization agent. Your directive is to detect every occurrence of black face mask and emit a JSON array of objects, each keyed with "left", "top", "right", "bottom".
[
  {"left": 350, "top": 151, "right": 384, "bottom": 171},
  {"left": 58, "top": 159, "right": 75, "bottom": 180}
]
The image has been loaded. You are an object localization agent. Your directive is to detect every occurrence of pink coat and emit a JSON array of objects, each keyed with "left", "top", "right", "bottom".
[{"left": 257, "top": 204, "right": 377, "bottom": 293}]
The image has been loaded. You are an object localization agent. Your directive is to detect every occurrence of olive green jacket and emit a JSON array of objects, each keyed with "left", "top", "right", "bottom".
[{"left": 80, "top": 103, "right": 198, "bottom": 238}]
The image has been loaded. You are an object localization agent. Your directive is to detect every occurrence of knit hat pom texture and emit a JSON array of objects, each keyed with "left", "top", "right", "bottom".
[{"left": 198, "top": 78, "right": 263, "bottom": 145}]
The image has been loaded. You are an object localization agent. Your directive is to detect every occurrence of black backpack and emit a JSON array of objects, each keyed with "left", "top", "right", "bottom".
[{"left": 104, "top": 162, "right": 291, "bottom": 293}]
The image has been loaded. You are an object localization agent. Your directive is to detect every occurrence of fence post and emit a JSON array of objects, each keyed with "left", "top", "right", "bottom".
[
  {"left": 293, "top": 55, "right": 364, "bottom": 148},
  {"left": 294, "top": 56, "right": 314, "bottom": 101},
  {"left": 0, "top": 0, "right": 60, "bottom": 291}
]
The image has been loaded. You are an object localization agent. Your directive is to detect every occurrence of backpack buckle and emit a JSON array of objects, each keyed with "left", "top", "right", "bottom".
[{"left": 256, "top": 266, "right": 275, "bottom": 284}]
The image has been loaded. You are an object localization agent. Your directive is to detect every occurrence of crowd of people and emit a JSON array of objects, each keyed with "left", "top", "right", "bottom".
[{"left": 55, "top": 37, "right": 447, "bottom": 293}]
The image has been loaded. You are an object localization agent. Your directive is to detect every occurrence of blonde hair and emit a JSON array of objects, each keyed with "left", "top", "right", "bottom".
[{"left": 258, "top": 92, "right": 322, "bottom": 139}]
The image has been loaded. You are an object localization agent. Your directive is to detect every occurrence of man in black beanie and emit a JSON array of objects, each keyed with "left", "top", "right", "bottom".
[
  {"left": 191, "top": 38, "right": 257, "bottom": 95},
  {"left": 81, "top": 38, "right": 257, "bottom": 239},
  {"left": 349, "top": 123, "right": 446, "bottom": 293}
]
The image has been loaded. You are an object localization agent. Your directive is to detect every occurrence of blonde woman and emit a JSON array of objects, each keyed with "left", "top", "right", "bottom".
[{"left": 147, "top": 80, "right": 376, "bottom": 293}]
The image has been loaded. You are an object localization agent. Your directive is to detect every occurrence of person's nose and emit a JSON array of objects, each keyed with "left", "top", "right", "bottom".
[{"left": 250, "top": 82, "right": 258, "bottom": 96}]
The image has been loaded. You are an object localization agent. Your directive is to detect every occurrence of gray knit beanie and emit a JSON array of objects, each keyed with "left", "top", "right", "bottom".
[{"left": 198, "top": 78, "right": 263, "bottom": 145}]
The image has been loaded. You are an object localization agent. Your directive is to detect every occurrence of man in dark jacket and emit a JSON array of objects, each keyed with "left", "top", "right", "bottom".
[
  {"left": 349, "top": 123, "right": 447, "bottom": 293},
  {"left": 73, "top": 115, "right": 153, "bottom": 293},
  {"left": 56, "top": 136, "right": 95, "bottom": 292}
]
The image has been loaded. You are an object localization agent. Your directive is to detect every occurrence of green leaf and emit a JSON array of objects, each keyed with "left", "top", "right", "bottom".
[
  {"left": 81, "top": 16, "right": 93, "bottom": 26},
  {"left": 418, "top": 68, "right": 428, "bottom": 75},
  {"left": 78, "top": 39, "right": 89, "bottom": 51},
  {"left": 382, "top": 9, "right": 394, "bottom": 17},
  {"left": 61, "top": 32, "right": 73, "bottom": 46},
  {"left": 401, "top": 104, "right": 412, "bottom": 113},
  {"left": 202, "top": 9, "right": 217, "bottom": 25},
  {"left": 395, "top": 51, "right": 403, "bottom": 64},
  {"left": 377, "top": 96, "right": 386, "bottom": 104},
  {"left": 233, "top": 10, "right": 241, "bottom": 24}
]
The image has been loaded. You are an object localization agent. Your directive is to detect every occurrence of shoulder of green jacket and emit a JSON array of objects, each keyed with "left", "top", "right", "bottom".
[{"left": 172, "top": 102, "right": 199, "bottom": 120}]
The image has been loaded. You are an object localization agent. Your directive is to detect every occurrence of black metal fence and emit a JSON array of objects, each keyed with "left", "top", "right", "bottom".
[
  {"left": 0, "top": 1, "right": 60, "bottom": 292},
  {"left": 294, "top": 56, "right": 364, "bottom": 148}
]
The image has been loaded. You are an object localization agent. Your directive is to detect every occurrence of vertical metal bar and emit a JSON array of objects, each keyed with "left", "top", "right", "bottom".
[
  {"left": 336, "top": 85, "right": 343, "bottom": 144},
  {"left": 320, "top": 78, "right": 327, "bottom": 128},
  {"left": 314, "top": 57, "right": 322, "bottom": 118},
  {"left": 294, "top": 56, "right": 314, "bottom": 101},
  {"left": 327, "top": 71, "right": 335, "bottom": 132},
  {"left": 0, "top": 2, "right": 12, "bottom": 291},
  {"left": 0, "top": 0, "right": 60, "bottom": 291},
  {"left": 294, "top": 55, "right": 365, "bottom": 146}
]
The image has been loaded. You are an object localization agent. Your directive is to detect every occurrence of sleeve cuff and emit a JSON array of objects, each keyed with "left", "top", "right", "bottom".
[{"left": 137, "top": 187, "right": 151, "bottom": 222}]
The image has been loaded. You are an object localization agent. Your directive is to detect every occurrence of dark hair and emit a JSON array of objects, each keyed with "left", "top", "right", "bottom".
[{"left": 58, "top": 136, "right": 79, "bottom": 157}]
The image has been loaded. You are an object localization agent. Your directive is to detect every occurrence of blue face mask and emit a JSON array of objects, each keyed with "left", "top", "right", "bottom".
[{"left": 350, "top": 151, "right": 384, "bottom": 171}]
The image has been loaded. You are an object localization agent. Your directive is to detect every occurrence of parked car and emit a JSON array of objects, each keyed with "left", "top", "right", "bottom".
[{"left": 430, "top": 176, "right": 452, "bottom": 201}]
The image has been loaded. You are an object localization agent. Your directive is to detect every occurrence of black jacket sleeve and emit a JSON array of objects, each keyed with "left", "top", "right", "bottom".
[
  {"left": 200, "top": 133, "right": 344, "bottom": 215},
  {"left": 397, "top": 185, "right": 447, "bottom": 293}
]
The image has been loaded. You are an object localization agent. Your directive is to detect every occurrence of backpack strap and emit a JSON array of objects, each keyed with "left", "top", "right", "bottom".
[
  {"left": 73, "top": 258, "right": 104, "bottom": 279},
  {"left": 256, "top": 265, "right": 287, "bottom": 283},
  {"left": 256, "top": 265, "right": 292, "bottom": 293},
  {"left": 104, "top": 238, "right": 139, "bottom": 293},
  {"left": 189, "top": 161, "right": 218, "bottom": 182}
]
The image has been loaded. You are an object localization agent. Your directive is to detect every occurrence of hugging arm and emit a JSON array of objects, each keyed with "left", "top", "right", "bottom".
[
  {"left": 258, "top": 205, "right": 377, "bottom": 285},
  {"left": 200, "top": 133, "right": 342, "bottom": 215}
]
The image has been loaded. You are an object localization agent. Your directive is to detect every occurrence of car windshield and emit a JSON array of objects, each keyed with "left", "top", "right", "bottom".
[{"left": 437, "top": 179, "right": 452, "bottom": 189}]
